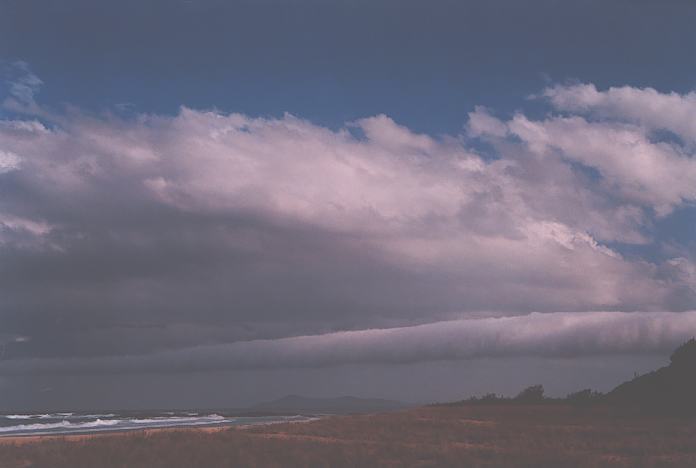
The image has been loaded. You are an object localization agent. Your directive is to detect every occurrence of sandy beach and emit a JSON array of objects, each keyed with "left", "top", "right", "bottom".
[
  {"left": 1, "top": 406, "right": 695, "bottom": 467},
  {"left": 0, "top": 425, "right": 229, "bottom": 446}
]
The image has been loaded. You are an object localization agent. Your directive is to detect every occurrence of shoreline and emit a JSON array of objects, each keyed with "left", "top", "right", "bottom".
[
  {"left": 0, "top": 424, "right": 230, "bottom": 446},
  {"left": 1, "top": 406, "right": 695, "bottom": 466},
  {"left": 0, "top": 416, "right": 323, "bottom": 445}
]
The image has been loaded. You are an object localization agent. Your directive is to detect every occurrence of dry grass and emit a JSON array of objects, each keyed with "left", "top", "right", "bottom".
[{"left": 1, "top": 405, "right": 695, "bottom": 467}]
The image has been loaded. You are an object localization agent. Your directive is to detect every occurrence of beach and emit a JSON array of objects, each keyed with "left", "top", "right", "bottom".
[
  {"left": 0, "top": 411, "right": 315, "bottom": 439},
  {"left": 1, "top": 405, "right": 696, "bottom": 467},
  {"left": 0, "top": 424, "right": 228, "bottom": 446}
]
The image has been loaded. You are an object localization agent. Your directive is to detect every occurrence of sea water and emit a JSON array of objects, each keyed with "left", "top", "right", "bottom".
[{"left": 0, "top": 411, "right": 313, "bottom": 436}]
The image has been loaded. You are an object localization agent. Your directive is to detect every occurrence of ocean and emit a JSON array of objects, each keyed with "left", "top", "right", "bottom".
[{"left": 0, "top": 411, "right": 314, "bottom": 437}]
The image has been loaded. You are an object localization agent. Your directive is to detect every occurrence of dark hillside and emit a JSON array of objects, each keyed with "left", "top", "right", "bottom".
[{"left": 606, "top": 339, "right": 696, "bottom": 415}]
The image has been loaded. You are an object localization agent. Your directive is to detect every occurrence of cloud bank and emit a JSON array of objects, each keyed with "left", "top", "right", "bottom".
[
  {"left": 3, "top": 311, "right": 696, "bottom": 374},
  {"left": 0, "top": 74, "right": 695, "bottom": 372}
]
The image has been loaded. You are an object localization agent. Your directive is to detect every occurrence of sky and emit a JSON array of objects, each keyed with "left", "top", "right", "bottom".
[{"left": 0, "top": 0, "right": 695, "bottom": 410}]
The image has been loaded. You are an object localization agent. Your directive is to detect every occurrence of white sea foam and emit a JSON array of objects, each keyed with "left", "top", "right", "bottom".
[
  {"left": 3, "top": 412, "right": 116, "bottom": 420},
  {"left": 0, "top": 413, "right": 313, "bottom": 436},
  {"left": 125, "top": 414, "right": 225, "bottom": 425},
  {"left": 0, "top": 419, "right": 120, "bottom": 433}
]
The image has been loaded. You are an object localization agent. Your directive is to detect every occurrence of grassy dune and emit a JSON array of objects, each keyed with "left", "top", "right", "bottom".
[{"left": 1, "top": 405, "right": 696, "bottom": 467}]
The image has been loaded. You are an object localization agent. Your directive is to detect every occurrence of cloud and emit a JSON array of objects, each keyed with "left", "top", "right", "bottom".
[
  {"left": 1, "top": 61, "right": 43, "bottom": 113},
  {"left": 507, "top": 115, "right": 696, "bottom": 215},
  {"left": 0, "top": 78, "right": 694, "bottom": 371},
  {"left": 0, "top": 150, "right": 20, "bottom": 173},
  {"left": 467, "top": 106, "right": 508, "bottom": 138},
  {"left": 3, "top": 311, "right": 695, "bottom": 374},
  {"left": 542, "top": 83, "right": 696, "bottom": 145},
  {"left": 468, "top": 85, "right": 696, "bottom": 216}
]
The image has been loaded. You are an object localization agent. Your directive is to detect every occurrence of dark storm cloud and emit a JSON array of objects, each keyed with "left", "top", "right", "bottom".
[{"left": 0, "top": 66, "right": 695, "bottom": 374}]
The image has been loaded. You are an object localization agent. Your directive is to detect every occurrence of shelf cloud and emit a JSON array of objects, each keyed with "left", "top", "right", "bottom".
[{"left": 3, "top": 311, "right": 696, "bottom": 375}]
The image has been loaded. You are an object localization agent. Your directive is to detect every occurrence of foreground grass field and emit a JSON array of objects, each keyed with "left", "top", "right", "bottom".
[{"left": 2, "top": 404, "right": 696, "bottom": 467}]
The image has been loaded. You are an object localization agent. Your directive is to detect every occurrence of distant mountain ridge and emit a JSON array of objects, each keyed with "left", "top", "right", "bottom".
[{"left": 250, "top": 395, "right": 410, "bottom": 414}]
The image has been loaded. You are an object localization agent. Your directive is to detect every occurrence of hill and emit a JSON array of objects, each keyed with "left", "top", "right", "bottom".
[{"left": 605, "top": 338, "right": 696, "bottom": 415}]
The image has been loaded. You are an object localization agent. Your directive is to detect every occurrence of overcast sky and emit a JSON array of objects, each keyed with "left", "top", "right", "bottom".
[{"left": 1, "top": 0, "right": 695, "bottom": 410}]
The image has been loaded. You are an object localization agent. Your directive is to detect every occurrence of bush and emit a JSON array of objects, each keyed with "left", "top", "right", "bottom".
[
  {"left": 480, "top": 393, "right": 503, "bottom": 402},
  {"left": 514, "top": 385, "right": 545, "bottom": 402},
  {"left": 566, "top": 389, "right": 602, "bottom": 404}
]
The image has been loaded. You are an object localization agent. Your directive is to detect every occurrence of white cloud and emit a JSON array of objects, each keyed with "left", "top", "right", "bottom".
[
  {"left": 0, "top": 150, "right": 20, "bottom": 173},
  {"left": 543, "top": 83, "right": 696, "bottom": 145},
  {"left": 507, "top": 115, "right": 696, "bottom": 214},
  {"left": 0, "top": 106, "right": 675, "bottom": 314},
  {"left": 469, "top": 86, "right": 696, "bottom": 217},
  {"left": 467, "top": 106, "right": 508, "bottom": 138}
]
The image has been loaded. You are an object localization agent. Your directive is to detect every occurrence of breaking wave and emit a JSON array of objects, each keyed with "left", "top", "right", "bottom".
[{"left": 0, "top": 412, "right": 311, "bottom": 436}]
